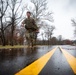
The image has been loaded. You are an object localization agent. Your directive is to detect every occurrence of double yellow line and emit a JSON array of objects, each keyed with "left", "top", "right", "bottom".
[
  {"left": 60, "top": 47, "right": 76, "bottom": 74},
  {"left": 15, "top": 47, "right": 57, "bottom": 75},
  {"left": 15, "top": 46, "right": 76, "bottom": 75}
]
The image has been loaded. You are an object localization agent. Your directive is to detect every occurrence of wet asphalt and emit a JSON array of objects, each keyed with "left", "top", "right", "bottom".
[
  {"left": 39, "top": 47, "right": 75, "bottom": 75},
  {"left": 0, "top": 46, "right": 55, "bottom": 75},
  {"left": 0, "top": 45, "right": 76, "bottom": 75}
]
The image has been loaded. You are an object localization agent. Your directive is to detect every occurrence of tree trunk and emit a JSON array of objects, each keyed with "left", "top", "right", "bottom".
[
  {"left": 10, "top": 26, "right": 14, "bottom": 46},
  {"left": 0, "top": 18, "right": 6, "bottom": 46},
  {"left": 1, "top": 33, "right": 6, "bottom": 46}
]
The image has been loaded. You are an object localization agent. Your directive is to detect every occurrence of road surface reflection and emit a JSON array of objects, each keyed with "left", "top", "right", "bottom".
[{"left": 0, "top": 46, "right": 54, "bottom": 75}]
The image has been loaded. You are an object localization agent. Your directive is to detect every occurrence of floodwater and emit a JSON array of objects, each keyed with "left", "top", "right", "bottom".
[
  {"left": 0, "top": 46, "right": 54, "bottom": 75},
  {"left": 0, "top": 45, "right": 76, "bottom": 75}
]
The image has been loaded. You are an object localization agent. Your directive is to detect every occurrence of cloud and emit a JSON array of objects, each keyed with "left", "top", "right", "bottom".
[
  {"left": 22, "top": 0, "right": 76, "bottom": 39},
  {"left": 47, "top": 0, "right": 76, "bottom": 39}
]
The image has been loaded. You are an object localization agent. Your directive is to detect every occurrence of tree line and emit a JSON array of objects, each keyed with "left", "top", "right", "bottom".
[
  {"left": 0, "top": 0, "right": 55, "bottom": 46},
  {"left": 0, "top": 0, "right": 75, "bottom": 46}
]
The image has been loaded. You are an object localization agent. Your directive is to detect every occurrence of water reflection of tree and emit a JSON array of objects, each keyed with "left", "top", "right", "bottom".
[
  {"left": 25, "top": 47, "right": 38, "bottom": 56},
  {"left": 0, "top": 48, "right": 24, "bottom": 61}
]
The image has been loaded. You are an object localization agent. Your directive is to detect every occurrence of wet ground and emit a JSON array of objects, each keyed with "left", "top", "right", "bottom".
[
  {"left": 0, "top": 45, "right": 76, "bottom": 75},
  {"left": 39, "top": 47, "right": 74, "bottom": 75},
  {"left": 0, "top": 46, "right": 55, "bottom": 75}
]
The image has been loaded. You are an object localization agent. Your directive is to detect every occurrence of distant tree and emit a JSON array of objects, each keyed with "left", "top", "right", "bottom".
[
  {"left": 57, "top": 35, "right": 63, "bottom": 45},
  {"left": 63, "top": 39, "right": 72, "bottom": 45},
  {"left": 71, "top": 19, "right": 76, "bottom": 37},
  {"left": 51, "top": 37, "right": 58, "bottom": 45},
  {"left": 44, "top": 25, "right": 55, "bottom": 45}
]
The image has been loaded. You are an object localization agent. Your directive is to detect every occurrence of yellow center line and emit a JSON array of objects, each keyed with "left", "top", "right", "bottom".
[
  {"left": 60, "top": 47, "right": 76, "bottom": 74},
  {"left": 15, "top": 47, "right": 57, "bottom": 75}
]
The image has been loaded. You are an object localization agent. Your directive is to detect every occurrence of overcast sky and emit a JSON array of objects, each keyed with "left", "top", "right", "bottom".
[
  {"left": 47, "top": 0, "right": 76, "bottom": 40},
  {"left": 22, "top": 0, "right": 76, "bottom": 40}
]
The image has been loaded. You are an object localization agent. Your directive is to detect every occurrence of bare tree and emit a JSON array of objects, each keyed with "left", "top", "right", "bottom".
[
  {"left": 44, "top": 25, "right": 55, "bottom": 45},
  {"left": 71, "top": 19, "right": 76, "bottom": 37},
  {"left": 25, "top": 0, "right": 54, "bottom": 26},
  {"left": 31, "top": 0, "right": 53, "bottom": 22},
  {"left": 0, "top": 0, "right": 8, "bottom": 46},
  {"left": 24, "top": 0, "right": 54, "bottom": 45},
  {"left": 8, "top": 0, "right": 24, "bottom": 46},
  {"left": 40, "top": 22, "right": 55, "bottom": 45}
]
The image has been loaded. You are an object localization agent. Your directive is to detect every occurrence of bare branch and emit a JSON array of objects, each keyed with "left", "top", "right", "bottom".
[
  {"left": 4, "top": 23, "right": 12, "bottom": 30},
  {"left": 71, "top": 19, "right": 76, "bottom": 26},
  {"left": 14, "top": 0, "right": 22, "bottom": 15},
  {"left": 0, "top": 0, "right": 8, "bottom": 17},
  {"left": 71, "top": 18, "right": 76, "bottom": 37},
  {"left": 3, "top": 0, "right": 8, "bottom": 14}
]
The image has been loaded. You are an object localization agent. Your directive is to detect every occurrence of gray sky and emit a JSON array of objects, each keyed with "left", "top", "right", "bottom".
[
  {"left": 47, "top": 0, "right": 76, "bottom": 40},
  {"left": 22, "top": 0, "right": 76, "bottom": 40}
]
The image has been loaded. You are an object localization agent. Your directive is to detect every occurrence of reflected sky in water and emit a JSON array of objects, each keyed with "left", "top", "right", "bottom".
[{"left": 0, "top": 46, "right": 54, "bottom": 75}]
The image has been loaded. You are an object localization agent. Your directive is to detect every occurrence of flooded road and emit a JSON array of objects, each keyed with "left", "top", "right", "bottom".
[
  {"left": 0, "top": 45, "right": 76, "bottom": 75},
  {"left": 0, "top": 46, "right": 55, "bottom": 75}
]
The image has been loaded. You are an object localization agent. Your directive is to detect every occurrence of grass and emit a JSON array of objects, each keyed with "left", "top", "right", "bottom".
[
  {"left": 0, "top": 45, "right": 28, "bottom": 49},
  {"left": 0, "top": 45, "right": 49, "bottom": 49}
]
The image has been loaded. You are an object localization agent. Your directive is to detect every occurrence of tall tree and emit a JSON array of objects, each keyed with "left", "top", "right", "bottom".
[
  {"left": 25, "top": 0, "right": 54, "bottom": 26},
  {"left": 0, "top": 0, "right": 8, "bottom": 46},
  {"left": 24, "top": 0, "right": 54, "bottom": 42},
  {"left": 8, "top": 0, "right": 24, "bottom": 46}
]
